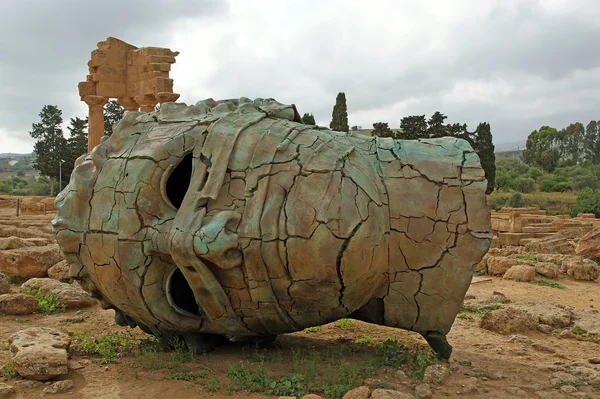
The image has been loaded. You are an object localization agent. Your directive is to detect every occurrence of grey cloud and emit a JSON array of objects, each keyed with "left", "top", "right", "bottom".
[{"left": 0, "top": 0, "right": 227, "bottom": 148}]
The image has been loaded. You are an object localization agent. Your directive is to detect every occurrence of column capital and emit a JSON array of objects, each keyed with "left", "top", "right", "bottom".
[
  {"left": 134, "top": 95, "right": 159, "bottom": 112},
  {"left": 83, "top": 95, "right": 109, "bottom": 108},
  {"left": 117, "top": 97, "right": 139, "bottom": 112},
  {"left": 156, "top": 92, "right": 180, "bottom": 105}
]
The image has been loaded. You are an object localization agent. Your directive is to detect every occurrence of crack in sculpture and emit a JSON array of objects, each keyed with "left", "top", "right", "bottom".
[{"left": 52, "top": 98, "right": 491, "bottom": 358}]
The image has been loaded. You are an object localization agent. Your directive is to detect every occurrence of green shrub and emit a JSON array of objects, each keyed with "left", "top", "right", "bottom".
[
  {"left": 507, "top": 192, "right": 525, "bottom": 208},
  {"left": 572, "top": 175, "right": 600, "bottom": 191},
  {"left": 20, "top": 288, "right": 65, "bottom": 315},
  {"left": 569, "top": 188, "right": 600, "bottom": 217},
  {"left": 539, "top": 179, "right": 556, "bottom": 192},
  {"left": 514, "top": 177, "right": 535, "bottom": 193},
  {"left": 527, "top": 167, "right": 544, "bottom": 181},
  {"left": 554, "top": 182, "right": 572, "bottom": 192}
]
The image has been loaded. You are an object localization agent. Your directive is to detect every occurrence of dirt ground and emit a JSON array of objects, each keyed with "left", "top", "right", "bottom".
[{"left": 1, "top": 206, "right": 599, "bottom": 399}]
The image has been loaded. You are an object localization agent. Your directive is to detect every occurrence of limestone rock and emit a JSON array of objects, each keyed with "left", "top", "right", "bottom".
[
  {"left": 370, "top": 389, "right": 415, "bottom": 399},
  {"left": 486, "top": 256, "right": 520, "bottom": 276},
  {"left": 478, "top": 307, "right": 534, "bottom": 333},
  {"left": 301, "top": 395, "right": 322, "bottom": 399},
  {"left": 525, "top": 235, "right": 577, "bottom": 255},
  {"left": 0, "top": 272, "right": 10, "bottom": 295},
  {"left": 503, "top": 265, "right": 536, "bottom": 281},
  {"left": 0, "top": 293, "right": 37, "bottom": 315},
  {"left": 47, "top": 260, "right": 70, "bottom": 281},
  {"left": 414, "top": 383, "right": 432, "bottom": 398},
  {"left": 550, "top": 371, "right": 580, "bottom": 387},
  {"left": 575, "top": 227, "right": 600, "bottom": 258},
  {"left": 510, "top": 303, "right": 573, "bottom": 328},
  {"left": 21, "top": 278, "right": 96, "bottom": 309},
  {"left": 8, "top": 327, "right": 71, "bottom": 381},
  {"left": 0, "top": 237, "right": 51, "bottom": 250},
  {"left": 41, "top": 380, "right": 74, "bottom": 395},
  {"left": 457, "top": 377, "right": 478, "bottom": 394},
  {"left": 533, "top": 262, "right": 561, "bottom": 279},
  {"left": 342, "top": 386, "right": 370, "bottom": 399},
  {"left": 536, "top": 324, "right": 553, "bottom": 334},
  {"left": 559, "top": 258, "right": 599, "bottom": 281},
  {"left": 0, "top": 383, "right": 16, "bottom": 398},
  {"left": 422, "top": 364, "right": 449, "bottom": 385},
  {"left": 573, "top": 308, "right": 600, "bottom": 335},
  {"left": 0, "top": 244, "right": 62, "bottom": 278}
]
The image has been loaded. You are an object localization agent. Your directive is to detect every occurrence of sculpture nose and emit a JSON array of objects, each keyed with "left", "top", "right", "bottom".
[{"left": 167, "top": 154, "right": 251, "bottom": 336}]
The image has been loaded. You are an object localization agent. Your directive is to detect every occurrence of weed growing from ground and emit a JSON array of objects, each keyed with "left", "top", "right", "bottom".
[
  {"left": 457, "top": 312, "right": 474, "bottom": 321},
  {"left": 370, "top": 338, "right": 438, "bottom": 380},
  {"left": 334, "top": 319, "right": 353, "bottom": 329},
  {"left": 71, "top": 331, "right": 129, "bottom": 363},
  {"left": 515, "top": 254, "right": 538, "bottom": 261},
  {"left": 536, "top": 279, "right": 566, "bottom": 289},
  {"left": 304, "top": 326, "right": 322, "bottom": 333},
  {"left": 21, "top": 288, "right": 65, "bottom": 315},
  {"left": 1, "top": 358, "right": 18, "bottom": 379}
]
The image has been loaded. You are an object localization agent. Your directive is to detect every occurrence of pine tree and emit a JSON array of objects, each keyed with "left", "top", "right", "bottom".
[
  {"left": 104, "top": 100, "right": 124, "bottom": 136},
  {"left": 472, "top": 122, "right": 496, "bottom": 194},
  {"left": 398, "top": 115, "right": 428, "bottom": 139},
  {"left": 427, "top": 111, "right": 449, "bottom": 138},
  {"left": 330, "top": 92, "right": 349, "bottom": 132},
  {"left": 29, "top": 105, "right": 68, "bottom": 196},
  {"left": 302, "top": 113, "right": 316, "bottom": 125},
  {"left": 584, "top": 120, "right": 599, "bottom": 164},
  {"left": 372, "top": 122, "right": 395, "bottom": 138},
  {"left": 63, "top": 117, "right": 88, "bottom": 182}
]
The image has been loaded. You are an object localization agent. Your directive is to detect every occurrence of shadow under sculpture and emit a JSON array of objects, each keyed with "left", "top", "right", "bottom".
[{"left": 52, "top": 98, "right": 492, "bottom": 359}]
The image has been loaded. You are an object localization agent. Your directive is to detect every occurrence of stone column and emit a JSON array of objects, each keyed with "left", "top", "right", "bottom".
[
  {"left": 117, "top": 97, "right": 139, "bottom": 112},
  {"left": 134, "top": 95, "right": 159, "bottom": 112},
  {"left": 84, "top": 95, "right": 108, "bottom": 152}
]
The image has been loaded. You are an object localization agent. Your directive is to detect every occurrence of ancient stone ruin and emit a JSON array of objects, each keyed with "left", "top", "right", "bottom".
[
  {"left": 52, "top": 98, "right": 492, "bottom": 359},
  {"left": 78, "top": 37, "right": 180, "bottom": 151}
]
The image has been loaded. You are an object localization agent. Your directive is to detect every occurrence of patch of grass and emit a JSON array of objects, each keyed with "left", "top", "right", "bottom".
[
  {"left": 370, "top": 338, "right": 438, "bottom": 380},
  {"left": 323, "top": 362, "right": 360, "bottom": 399},
  {"left": 354, "top": 337, "right": 374, "bottom": 344},
  {"left": 304, "top": 326, "right": 322, "bottom": 333},
  {"left": 457, "top": 313, "right": 474, "bottom": 321},
  {"left": 15, "top": 319, "right": 30, "bottom": 324},
  {"left": 515, "top": 254, "right": 538, "bottom": 261},
  {"left": 171, "top": 371, "right": 205, "bottom": 381},
  {"left": 1, "top": 344, "right": 9, "bottom": 351},
  {"left": 1, "top": 357, "right": 18, "bottom": 379},
  {"left": 71, "top": 331, "right": 129, "bottom": 364},
  {"left": 60, "top": 278, "right": 73, "bottom": 284},
  {"left": 135, "top": 336, "right": 194, "bottom": 370},
  {"left": 226, "top": 362, "right": 271, "bottom": 393},
  {"left": 473, "top": 268, "right": 487, "bottom": 276},
  {"left": 458, "top": 360, "right": 472, "bottom": 366},
  {"left": 201, "top": 376, "right": 221, "bottom": 392},
  {"left": 572, "top": 325, "right": 586, "bottom": 336},
  {"left": 334, "top": 319, "right": 354, "bottom": 329},
  {"left": 21, "top": 288, "right": 65, "bottom": 315},
  {"left": 473, "top": 302, "right": 502, "bottom": 318},
  {"left": 536, "top": 279, "right": 566, "bottom": 289}
]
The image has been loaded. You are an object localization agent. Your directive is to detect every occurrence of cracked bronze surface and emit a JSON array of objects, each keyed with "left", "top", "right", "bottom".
[{"left": 52, "top": 97, "right": 492, "bottom": 357}]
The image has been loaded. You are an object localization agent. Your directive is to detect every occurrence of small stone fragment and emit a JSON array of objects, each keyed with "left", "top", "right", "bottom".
[
  {"left": 423, "top": 364, "right": 449, "bottom": 385},
  {"left": 559, "top": 330, "right": 576, "bottom": 339},
  {"left": 558, "top": 385, "right": 578, "bottom": 394},
  {"left": 395, "top": 370, "right": 411, "bottom": 385},
  {"left": 0, "top": 293, "right": 37, "bottom": 315},
  {"left": 47, "top": 260, "right": 70, "bottom": 281},
  {"left": 536, "top": 391, "right": 567, "bottom": 399},
  {"left": 531, "top": 342, "right": 556, "bottom": 353},
  {"left": 479, "top": 307, "right": 534, "bottom": 334},
  {"left": 342, "top": 386, "right": 370, "bottom": 399},
  {"left": 278, "top": 397, "right": 297, "bottom": 399},
  {"left": 0, "top": 383, "right": 16, "bottom": 399},
  {"left": 41, "top": 380, "right": 74, "bottom": 396},
  {"left": 537, "top": 324, "right": 553, "bottom": 334},
  {"left": 414, "top": 383, "right": 432, "bottom": 398},
  {"left": 508, "top": 334, "right": 532, "bottom": 344},
  {"left": 550, "top": 371, "right": 579, "bottom": 387},
  {"left": 457, "top": 377, "right": 477, "bottom": 394},
  {"left": 588, "top": 358, "right": 600, "bottom": 364},
  {"left": 13, "top": 380, "right": 44, "bottom": 389},
  {"left": 301, "top": 395, "right": 323, "bottom": 399},
  {"left": 505, "top": 386, "right": 527, "bottom": 397},
  {"left": 370, "top": 389, "right": 416, "bottom": 399}
]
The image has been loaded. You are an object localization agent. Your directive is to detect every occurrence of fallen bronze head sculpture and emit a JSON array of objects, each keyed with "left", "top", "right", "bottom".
[{"left": 52, "top": 98, "right": 491, "bottom": 358}]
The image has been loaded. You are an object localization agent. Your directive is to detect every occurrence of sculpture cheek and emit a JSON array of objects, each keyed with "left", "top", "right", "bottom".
[{"left": 194, "top": 211, "right": 243, "bottom": 270}]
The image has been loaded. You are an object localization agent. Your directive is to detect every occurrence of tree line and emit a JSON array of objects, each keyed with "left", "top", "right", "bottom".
[
  {"left": 523, "top": 121, "right": 600, "bottom": 172},
  {"left": 27, "top": 101, "right": 123, "bottom": 196},
  {"left": 301, "top": 92, "right": 496, "bottom": 194}
]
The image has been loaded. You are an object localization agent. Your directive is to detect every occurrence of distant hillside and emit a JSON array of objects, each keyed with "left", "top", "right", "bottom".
[
  {"left": 0, "top": 153, "right": 32, "bottom": 159},
  {"left": 0, "top": 155, "right": 37, "bottom": 179}
]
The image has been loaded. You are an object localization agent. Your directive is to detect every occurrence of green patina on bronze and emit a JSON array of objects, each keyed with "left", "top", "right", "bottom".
[{"left": 52, "top": 98, "right": 492, "bottom": 358}]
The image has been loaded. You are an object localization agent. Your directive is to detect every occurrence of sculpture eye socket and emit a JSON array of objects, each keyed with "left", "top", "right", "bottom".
[{"left": 164, "top": 153, "right": 193, "bottom": 209}]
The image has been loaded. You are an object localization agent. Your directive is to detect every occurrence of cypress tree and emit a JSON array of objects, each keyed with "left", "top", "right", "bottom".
[{"left": 329, "top": 92, "right": 349, "bottom": 132}]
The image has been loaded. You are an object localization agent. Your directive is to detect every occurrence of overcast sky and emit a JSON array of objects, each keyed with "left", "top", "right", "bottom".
[{"left": 2, "top": 0, "right": 600, "bottom": 153}]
